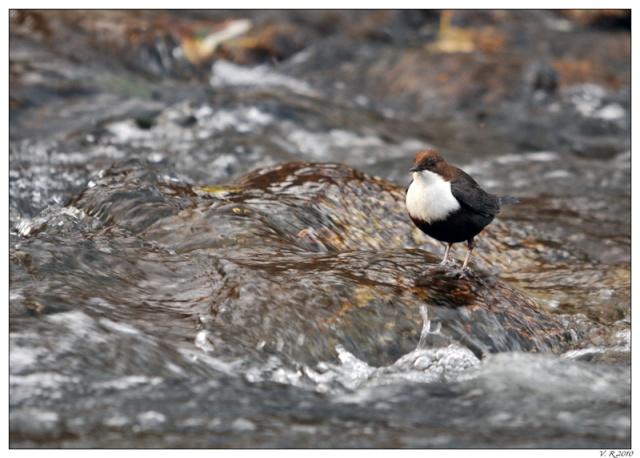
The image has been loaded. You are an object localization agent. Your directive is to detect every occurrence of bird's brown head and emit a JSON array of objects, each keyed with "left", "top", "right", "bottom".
[{"left": 409, "top": 149, "right": 447, "bottom": 174}]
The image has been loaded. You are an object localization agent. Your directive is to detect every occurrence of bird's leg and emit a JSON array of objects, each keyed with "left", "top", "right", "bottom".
[
  {"left": 462, "top": 239, "right": 474, "bottom": 269},
  {"left": 441, "top": 243, "right": 453, "bottom": 265}
]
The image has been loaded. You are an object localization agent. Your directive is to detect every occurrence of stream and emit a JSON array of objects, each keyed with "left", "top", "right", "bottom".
[{"left": 9, "top": 10, "right": 630, "bottom": 448}]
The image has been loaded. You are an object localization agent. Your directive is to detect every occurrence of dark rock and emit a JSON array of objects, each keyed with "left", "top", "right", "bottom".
[{"left": 63, "top": 159, "right": 579, "bottom": 366}]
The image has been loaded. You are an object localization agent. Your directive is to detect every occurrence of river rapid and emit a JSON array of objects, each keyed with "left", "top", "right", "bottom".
[{"left": 9, "top": 10, "right": 630, "bottom": 448}]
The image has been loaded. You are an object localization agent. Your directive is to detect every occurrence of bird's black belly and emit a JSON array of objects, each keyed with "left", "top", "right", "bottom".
[{"left": 410, "top": 208, "right": 494, "bottom": 243}]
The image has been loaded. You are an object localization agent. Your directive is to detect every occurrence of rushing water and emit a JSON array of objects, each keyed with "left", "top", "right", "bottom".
[{"left": 10, "top": 10, "right": 630, "bottom": 448}]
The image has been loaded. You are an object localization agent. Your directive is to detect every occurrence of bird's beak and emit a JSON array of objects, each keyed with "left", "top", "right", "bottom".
[{"left": 409, "top": 165, "right": 420, "bottom": 173}]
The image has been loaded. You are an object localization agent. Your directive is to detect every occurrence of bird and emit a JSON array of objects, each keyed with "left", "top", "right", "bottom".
[{"left": 405, "top": 149, "right": 519, "bottom": 269}]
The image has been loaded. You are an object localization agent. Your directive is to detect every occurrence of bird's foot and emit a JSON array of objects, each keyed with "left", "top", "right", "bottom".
[{"left": 439, "top": 256, "right": 457, "bottom": 266}]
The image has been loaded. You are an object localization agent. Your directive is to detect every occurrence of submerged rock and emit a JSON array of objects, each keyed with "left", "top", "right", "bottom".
[{"left": 53, "top": 159, "right": 580, "bottom": 366}]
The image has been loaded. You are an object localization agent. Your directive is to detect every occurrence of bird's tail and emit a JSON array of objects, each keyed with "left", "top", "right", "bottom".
[{"left": 498, "top": 195, "right": 519, "bottom": 206}]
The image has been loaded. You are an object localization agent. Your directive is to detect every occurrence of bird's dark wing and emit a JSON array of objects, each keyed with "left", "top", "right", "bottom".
[{"left": 450, "top": 178, "right": 501, "bottom": 218}]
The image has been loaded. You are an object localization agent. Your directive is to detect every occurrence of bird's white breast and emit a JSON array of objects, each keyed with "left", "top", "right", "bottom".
[{"left": 406, "top": 170, "right": 460, "bottom": 224}]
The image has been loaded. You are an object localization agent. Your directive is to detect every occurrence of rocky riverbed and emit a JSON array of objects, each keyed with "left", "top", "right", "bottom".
[{"left": 10, "top": 10, "right": 630, "bottom": 448}]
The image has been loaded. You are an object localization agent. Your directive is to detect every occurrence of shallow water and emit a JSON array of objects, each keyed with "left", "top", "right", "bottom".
[
  {"left": 10, "top": 10, "right": 630, "bottom": 448},
  {"left": 9, "top": 154, "right": 630, "bottom": 448}
]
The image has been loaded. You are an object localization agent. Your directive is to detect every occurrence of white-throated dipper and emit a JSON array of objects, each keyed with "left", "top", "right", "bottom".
[{"left": 406, "top": 149, "right": 519, "bottom": 269}]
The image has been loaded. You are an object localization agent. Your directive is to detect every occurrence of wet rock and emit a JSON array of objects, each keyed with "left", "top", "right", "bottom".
[
  {"left": 10, "top": 10, "right": 630, "bottom": 159},
  {"left": 218, "top": 22, "right": 311, "bottom": 64},
  {"left": 68, "top": 158, "right": 197, "bottom": 233},
  {"left": 9, "top": 9, "right": 630, "bottom": 448},
  {"left": 61, "top": 159, "right": 579, "bottom": 366},
  {"left": 558, "top": 10, "right": 631, "bottom": 30}
]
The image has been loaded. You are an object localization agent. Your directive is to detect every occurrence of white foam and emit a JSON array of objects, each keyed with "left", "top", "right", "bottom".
[{"left": 210, "top": 60, "right": 315, "bottom": 95}]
